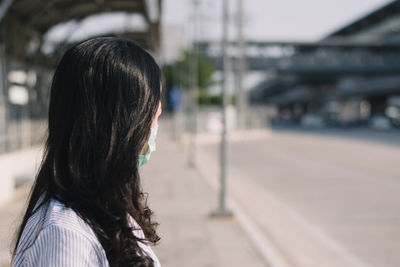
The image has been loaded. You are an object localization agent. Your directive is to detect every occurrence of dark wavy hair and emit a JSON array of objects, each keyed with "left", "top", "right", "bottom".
[{"left": 12, "top": 37, "right": 161, "bottom": 266}]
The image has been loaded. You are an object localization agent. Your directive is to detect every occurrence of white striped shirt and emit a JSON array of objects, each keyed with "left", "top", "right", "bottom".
[{"left": 13, "top": 197, "right": 161, "bottom": 267}]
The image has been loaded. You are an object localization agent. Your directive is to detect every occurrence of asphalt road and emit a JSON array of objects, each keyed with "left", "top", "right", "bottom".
[{"left": 199, "top": 128, "right": 400, "bottom": 267}]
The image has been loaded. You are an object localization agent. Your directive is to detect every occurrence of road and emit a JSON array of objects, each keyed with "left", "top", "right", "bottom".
[{"left": 197, "top": 128, "right": 400, "bottom": 267}]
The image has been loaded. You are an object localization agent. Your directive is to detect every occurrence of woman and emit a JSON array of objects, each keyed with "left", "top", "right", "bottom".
[{"left": 12, "top": 37, "right": 162, "bottom": 266}]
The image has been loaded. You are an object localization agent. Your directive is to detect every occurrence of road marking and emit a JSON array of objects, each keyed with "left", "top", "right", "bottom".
[
  {"left": 238, "top": 176, "right": 375, "bottom": 267},
  {"left": 197, "top": 147, "right": 289, "bottom": 267},
  {"left": 228, "top": 197, "right": 291, "bottom": 267},
  {"left": 196, "top": 146, "right": 375, "bottom": 267}
]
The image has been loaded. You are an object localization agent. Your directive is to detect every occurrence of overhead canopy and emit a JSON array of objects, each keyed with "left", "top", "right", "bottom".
[
  {"left": 325, "top": 0, "right": 400, "bottom": 42},
  {"left": 0, "top": 0, "right": 162, "bottom": 65}
]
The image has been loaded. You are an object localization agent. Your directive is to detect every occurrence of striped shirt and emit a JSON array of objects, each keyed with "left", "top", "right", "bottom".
[{"left": 13, "top": 197, "right": 161, "bottom": 267}]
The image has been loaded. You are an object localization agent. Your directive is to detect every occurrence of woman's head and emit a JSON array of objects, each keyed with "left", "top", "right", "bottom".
[
  {"left": 49, "top": 37, "right": 162, "bottom": 171},
  {"left": 14, "top": 37, "right": 162, "bottom": 266}
]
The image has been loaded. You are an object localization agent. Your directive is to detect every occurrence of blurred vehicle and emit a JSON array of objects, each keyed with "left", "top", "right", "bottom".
[
  {"left": 300, "top": 114, "right": 325, "bottom": 128},
  {"left": 368, "top": 115, "right": 392, "bottom": 130}
]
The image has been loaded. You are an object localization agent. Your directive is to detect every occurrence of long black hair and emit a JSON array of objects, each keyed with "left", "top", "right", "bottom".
[{"left": 13, "top": 37, "right": 161, "bottom": 266}]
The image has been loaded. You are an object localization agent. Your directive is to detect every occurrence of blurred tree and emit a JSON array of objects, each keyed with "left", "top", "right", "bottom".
[{"left": 163, "top": 49, "right": 217, "bottom": 109}]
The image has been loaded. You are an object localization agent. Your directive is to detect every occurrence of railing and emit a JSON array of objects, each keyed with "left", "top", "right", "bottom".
[{"left": 0, "top": 118, "right": 47, "bottom": 154}]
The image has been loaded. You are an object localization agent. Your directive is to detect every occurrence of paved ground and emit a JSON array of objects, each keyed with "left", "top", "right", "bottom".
[
  {"left": 0, "top": 185, "right": 30, "bottom": 267},
  {"left": 0, "top": 122, "right": 267, "bottom": 267},
  {"left": 196, "top": 127, "right": 400, "bottom": 267},
  {"left": 142, "top": 126, "right": 267, "bottom": 267},
  {"left": 2, "top": 120, "right": 398, "bottom": 267}
]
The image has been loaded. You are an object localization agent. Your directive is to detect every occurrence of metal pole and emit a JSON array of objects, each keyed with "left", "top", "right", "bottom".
[
  {"left": 0, "top": 42, "right": 7, "bottom": 152},
  {"left": 237, "top": 0, "right": 247, "bottom": 129},
  {"left": 175, "top": 44, "right": 185, "bottom": 142},
  {"left": 188, "top": 0, "right": 199, "bottom": 168},
  {"left": 211, "top": 0, "right": 232, "bottom": 218}
]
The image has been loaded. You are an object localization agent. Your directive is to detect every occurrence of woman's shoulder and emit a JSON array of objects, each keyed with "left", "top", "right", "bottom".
[
  {"left": 13, "top": 198, "right": 109, "bottom": 267},
  {"left": 43, "top": 198, "right": 99, "bottom": 241}
]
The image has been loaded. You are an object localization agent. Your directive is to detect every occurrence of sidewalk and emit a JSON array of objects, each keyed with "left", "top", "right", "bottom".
[
  {"left": 0, "top": 184, "right": 31, "bottom": 267},
  {"left": 0, "top": 125, "right": 268, "bottom": 267},
  {"left": 141, "top": 127, "right": 268, "bottom": 267}
]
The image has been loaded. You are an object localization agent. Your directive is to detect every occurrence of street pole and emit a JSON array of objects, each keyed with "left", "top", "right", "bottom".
[
  {"left": 188, "top": 0, "right": 199, "bottom": 168},
  {"left": 236, "top": 0, "right": 247, "bottom": 130},
  {"left": 211, "top": 0, "right": 232, "bottom": 218},
  {"left": 0, "top": 42, "right": 7, "bottom": 152}
]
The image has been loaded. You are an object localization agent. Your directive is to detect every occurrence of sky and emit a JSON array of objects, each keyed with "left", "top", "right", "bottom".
[
  {"left": 45, "top": 0, "right": 394, "bottom": 45},
  {"left": 162, "top": 0, "right": 394, "bottom": 41},
  {"left": 161, "top": 0, "right": 395, "bottom": 92},
  {"left": 42, "top": 0, "right": 395, "bottom": 92}
]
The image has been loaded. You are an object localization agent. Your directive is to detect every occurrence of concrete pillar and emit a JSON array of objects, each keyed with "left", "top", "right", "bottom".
[
  {"left": 369, "top": 95, "right": 387, "bottom": 116},
  {"left": 0, "top": 43, "right": 7, "bottom": 153},
  {"left": 293, "top": 102, "right": 306, "bottom": 123}
]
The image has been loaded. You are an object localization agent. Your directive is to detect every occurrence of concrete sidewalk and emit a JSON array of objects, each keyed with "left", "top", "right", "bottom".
[
  {"left": 141, "top": 128, "right": 268, "bottom": 267},
  {"left": 0, "top": 126, "right": 267, "bottom": 267},
  {"left": 0, "top": 184, "right": 31, "bottom": 267}
]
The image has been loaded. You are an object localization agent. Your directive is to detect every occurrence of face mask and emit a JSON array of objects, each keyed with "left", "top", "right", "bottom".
[{"left": 138, "top": 125, "right": 158, "bottom": 167}]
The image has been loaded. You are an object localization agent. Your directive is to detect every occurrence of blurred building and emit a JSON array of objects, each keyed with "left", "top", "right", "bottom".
[{"left": 246, "top": 0, "right": 400, "bottom": 129}]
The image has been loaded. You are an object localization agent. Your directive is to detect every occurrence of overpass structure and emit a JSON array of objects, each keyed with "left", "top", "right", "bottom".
[
  {"left": 198, "top": 40, "right": 400, "bottom": 73},
  {"left": 198, "top": 0, "right": 400, "bottom": 128},
  {"left": 0, "top": 0, "right": 162, "bottom": 62}
]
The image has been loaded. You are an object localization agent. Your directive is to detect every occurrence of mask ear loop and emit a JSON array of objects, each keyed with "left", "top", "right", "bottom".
[
  {"left": 138, "top": 125, "right": 158, "bottom": 167},
  {"left": 139, "top": 125, "right": 154, "bottom": 156},
  {"left": 140, "top": 143, "right": 149, "bottom": 156}
]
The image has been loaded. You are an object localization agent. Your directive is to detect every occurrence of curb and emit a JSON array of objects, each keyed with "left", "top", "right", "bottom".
[{"left": 194, "top": 142, "right": 289, "bottom": 267}]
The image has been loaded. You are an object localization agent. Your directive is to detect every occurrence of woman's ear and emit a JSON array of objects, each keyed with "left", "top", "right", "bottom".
[{"left": 151, "top": 101, "right": 162, "bottom": 128}]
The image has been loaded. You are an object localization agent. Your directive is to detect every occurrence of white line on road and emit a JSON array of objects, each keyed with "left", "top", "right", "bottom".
[
  {"left": 239, "top": 176, "right": 375, "bottom": 267},
  {"left": 196, "top": 142, "right": 375, "bottom": 267},
  {"left": 228, "top": 198, "right": 291, "bottom": 267},
  {"left": 197, "top": 146, "right": 290, "bottom": 267}
]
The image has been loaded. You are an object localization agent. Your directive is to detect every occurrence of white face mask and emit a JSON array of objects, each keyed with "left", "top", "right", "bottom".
[{"left": 137, "top": 125, "right": 158, "bottom": 167}]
